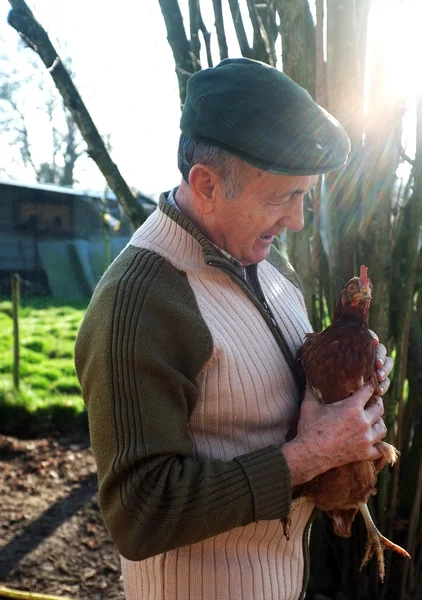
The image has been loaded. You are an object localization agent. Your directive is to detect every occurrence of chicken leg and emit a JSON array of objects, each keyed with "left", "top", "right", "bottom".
[
  {"left": 281, "top": 495, "right": 310, "bottom": 540},
  {"left": 358, "top": 503, "right": 410, "bottom": 582}
]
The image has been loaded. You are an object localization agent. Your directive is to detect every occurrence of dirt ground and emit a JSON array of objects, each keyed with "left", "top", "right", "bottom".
[{"left": 0, "top": 434, "right": 125, "bottom": 599}]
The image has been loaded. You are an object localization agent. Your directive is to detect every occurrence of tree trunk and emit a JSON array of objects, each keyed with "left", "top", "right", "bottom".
[
  {"left": 277, "top": 0, "right": 315, "bottom": 317},
  {"left": 324, "top": 0, "right": 370, "bottom": 306},
  {"left": 278, "top": 0, "right": 315, "bottom": 94}
]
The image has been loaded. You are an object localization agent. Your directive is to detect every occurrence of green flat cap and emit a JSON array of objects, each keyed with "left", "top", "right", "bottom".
[{"left": 180, "top": 58, "right": 350, "bottom": 175}]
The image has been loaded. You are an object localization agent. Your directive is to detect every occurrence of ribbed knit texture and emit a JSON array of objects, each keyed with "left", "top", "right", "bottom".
[{"left": 117, "top": 199, "right": 314, "bottom": 600}]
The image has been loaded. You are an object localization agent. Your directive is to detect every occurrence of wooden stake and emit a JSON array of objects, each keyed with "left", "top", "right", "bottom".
[{"left": 11, "top": 273, "right": 20, "bottom": 391}]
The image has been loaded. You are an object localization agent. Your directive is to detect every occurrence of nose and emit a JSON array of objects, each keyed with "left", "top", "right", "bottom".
[{"left": 280, "top": 196, "right": 304, "bottom": 232}]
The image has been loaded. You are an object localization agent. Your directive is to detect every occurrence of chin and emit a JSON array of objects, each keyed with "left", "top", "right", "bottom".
[{"left": 247, "top": 248, "right": 271, "bottom": 265}]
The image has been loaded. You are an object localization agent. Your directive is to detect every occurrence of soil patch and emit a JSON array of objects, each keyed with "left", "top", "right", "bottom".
[{"left": 0, "top": 434, "right": 124, "bottom": 599}]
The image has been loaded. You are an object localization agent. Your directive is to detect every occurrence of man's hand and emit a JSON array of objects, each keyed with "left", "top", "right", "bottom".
[{"left": 282, "top": 344, "right": 393, "bottom": 487}]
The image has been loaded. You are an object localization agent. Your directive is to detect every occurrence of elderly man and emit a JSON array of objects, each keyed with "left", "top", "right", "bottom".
[{"left": 75, "top": 58, "right": 391, "bottom": 600}]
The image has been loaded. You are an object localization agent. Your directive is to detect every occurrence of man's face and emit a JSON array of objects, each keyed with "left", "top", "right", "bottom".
[{"left": 204, "top": 169, "right": 317, "bottom": 266}]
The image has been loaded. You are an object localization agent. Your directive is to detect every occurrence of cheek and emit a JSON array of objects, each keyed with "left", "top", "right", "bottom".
[{"left": 225, "top": 209, "right": 255, "bottom": 233}]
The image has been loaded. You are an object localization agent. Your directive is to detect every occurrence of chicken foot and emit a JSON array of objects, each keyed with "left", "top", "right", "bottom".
[
  {"left": 358, "top": 502, "right": 410, "bottom": 582},
  {"left": 281, "top": 495, "right": 310, "bottom": 540}
]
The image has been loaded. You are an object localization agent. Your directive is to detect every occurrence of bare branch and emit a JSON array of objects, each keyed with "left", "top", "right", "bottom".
[
  {"left": 189, "top": 0, "right": 202, "bottom": 70},
  {"left": 245, "top": 0, "right": 273, "bottom": 64},
  {"left": 7, "top": 0, "right": 147, "bottom": 227},
  {"left": 158, "top": 0, "right": 197, "bottom": 104},
  {"left": 60, "top": 111, "right": 79, "bottom": 186},
  {"left": 402, "top": 152, "right": 415, "bottom": 166},
  {"left": 228, "top": 0, "right": 252, "bottom": 58},
  {"left": 212, "top": 0, "right": 228, "bottom": 61},
  {"left": 6, "top": 93, "right": 37, "bottom": 175},
  {"left": 255, "top": 0, "right": 279, "bottom": 66},
  {"left": 198, "top": 6, "right": 213, "bottom": 68}
]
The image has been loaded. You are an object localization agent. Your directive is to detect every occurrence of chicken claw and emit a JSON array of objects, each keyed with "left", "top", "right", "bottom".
[
  {"left": 281, "top": 495, "right": 310, "bottom": 540},
  {"left": 358, "top": 503, "right": 410, "bottom": 582}
]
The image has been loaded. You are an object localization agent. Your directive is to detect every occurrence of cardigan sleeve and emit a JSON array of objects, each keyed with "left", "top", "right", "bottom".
[{"left": 75, "top": 245, "right": 292, "bottom": 561}]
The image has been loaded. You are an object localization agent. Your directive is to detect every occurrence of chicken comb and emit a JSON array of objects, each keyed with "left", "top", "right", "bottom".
[{"left": 359, "top": 265, "right": 371, "bottom": 286}]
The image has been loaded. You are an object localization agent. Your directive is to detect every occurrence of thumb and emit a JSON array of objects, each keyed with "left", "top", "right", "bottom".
[
  {"left": 300, "top": 388, "right": 322, "bottom": 414},
  {"left": 338, "top": 381, "right": 375, "bottom": 409},
  {"left": 302, "top": 387, "right": 323, "bottom": 406}
]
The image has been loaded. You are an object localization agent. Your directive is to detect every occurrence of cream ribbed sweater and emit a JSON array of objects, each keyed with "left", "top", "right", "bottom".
[{"left": 75, "top": 195, "right": 315, "bottom": 600}]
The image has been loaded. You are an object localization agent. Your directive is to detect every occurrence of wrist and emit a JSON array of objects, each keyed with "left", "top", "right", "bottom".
[{"left": 282, "top": 439, "right": 319, "bottom": 486}]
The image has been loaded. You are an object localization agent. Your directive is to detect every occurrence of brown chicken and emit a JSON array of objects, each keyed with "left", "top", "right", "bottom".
[{"left": 292, "top": 265, "right": 410, "bottom": 581}]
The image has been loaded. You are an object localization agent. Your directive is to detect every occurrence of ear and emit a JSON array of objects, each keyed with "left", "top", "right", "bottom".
[{"left": 189, "top": 164, "right": 219, "bottom": 215}]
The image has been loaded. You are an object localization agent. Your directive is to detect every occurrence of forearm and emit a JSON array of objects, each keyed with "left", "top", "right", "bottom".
[{"left": 100, "top": 445, "right": 292, "bottom": 561}]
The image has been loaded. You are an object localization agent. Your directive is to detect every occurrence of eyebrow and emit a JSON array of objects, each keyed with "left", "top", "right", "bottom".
[{"left": 279, "top": 183, "right": 317, "bottom": 198}]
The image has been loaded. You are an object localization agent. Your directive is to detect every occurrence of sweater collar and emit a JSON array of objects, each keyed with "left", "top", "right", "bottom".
[{"left": 158, "top": 192, "right": 246, "bottom": 274}]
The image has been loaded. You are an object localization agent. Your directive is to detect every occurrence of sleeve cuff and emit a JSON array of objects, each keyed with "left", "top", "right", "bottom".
[{"left": 235, "top": 446, "right": 292, "bottom": 521}]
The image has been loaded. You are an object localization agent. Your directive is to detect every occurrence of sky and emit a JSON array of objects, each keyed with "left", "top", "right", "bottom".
[
  {"left": 0, "top": 0, "right": 249, "bottom": 199},
  {"left": 0, "top": 0, "right": 421, "bottom": 199}
]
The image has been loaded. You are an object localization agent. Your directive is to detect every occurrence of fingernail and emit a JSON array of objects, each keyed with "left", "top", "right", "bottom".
[
  {"left": 378, "top": 370, "right": 385, "bottom": 378},
  {"left": 378, "top": 357, "right": 385, "bottom": 366}
]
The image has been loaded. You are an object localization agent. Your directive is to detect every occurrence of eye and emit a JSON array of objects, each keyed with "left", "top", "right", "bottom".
[{"left": 272, "top": 196, "right": 290, "bottom": 204}]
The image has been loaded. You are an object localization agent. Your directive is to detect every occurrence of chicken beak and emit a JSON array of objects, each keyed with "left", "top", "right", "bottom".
[{"left": 353, "top": 289, "right": 371, "bottom": 303}]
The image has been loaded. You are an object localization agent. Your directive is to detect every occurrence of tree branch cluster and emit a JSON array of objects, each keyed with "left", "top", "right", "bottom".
[
  {"left": 7, "top": 0, "right": 148, "bottom": 227},
  {"left": 160, "top": 0, "right": 285, "bottom": 104}
]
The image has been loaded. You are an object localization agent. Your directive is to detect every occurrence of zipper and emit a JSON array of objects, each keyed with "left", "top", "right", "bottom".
[
  {"left": 207, "top": 258, "right": 303, "bottom": 393},
  {"left": 247, "top": 264, "right": 285, "bottom": 329},
  {"left": 247, "top": 263, "right": 304, "bottom": 392},
  {"left": 299, "top": 508, "right": 318, "bottom": 600}
]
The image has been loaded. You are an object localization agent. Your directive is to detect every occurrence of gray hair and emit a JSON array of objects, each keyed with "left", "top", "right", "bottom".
[{"left": 177, "top": 133, "right": 246, "bottom": 200}]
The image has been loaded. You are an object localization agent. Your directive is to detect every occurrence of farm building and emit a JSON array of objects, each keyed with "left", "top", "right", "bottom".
[{"left": 0, "top": 180, "right": 156, "bottom": 299}]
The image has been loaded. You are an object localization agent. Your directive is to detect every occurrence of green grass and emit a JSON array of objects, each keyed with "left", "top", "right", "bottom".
[{"left": 0, "top": 296, "right": 88, "bottom": 436}]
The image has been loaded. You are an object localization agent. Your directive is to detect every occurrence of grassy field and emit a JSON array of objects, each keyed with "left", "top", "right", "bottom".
[{"left": 0, "top": 296, "right": 88, "bottom": 436}]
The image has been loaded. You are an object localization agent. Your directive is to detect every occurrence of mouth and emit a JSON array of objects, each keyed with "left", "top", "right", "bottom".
[{"left": 259, "top": 234, "right": 275, "bottom": 245}]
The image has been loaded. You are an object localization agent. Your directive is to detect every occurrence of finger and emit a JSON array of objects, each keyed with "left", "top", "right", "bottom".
[
  {"left": 369, "top": 330, "right": 380, "bottom": 347},
  {"left": 377, "top": 377, "right": 390, "bottom": 396},
  {"left": 371, "top": 417, "right": 387, "bottom": 442},
  {"left": 376, "top": 356, "right": 393, "bottom": 382},
  {"left": 367, "top": 444, "right": 384, "bottom": 463},
  {"left": 340, "top": 382, "right": 374, "bottom": 409},
  {"left": 380, "top": 356, "right": 393, "bottom": 377},
  {"left": 365, "top": 396, "right": 384, "bottom": 422},
  {"left": 375, "top": 343, "right": 387, "bottom": 368},
  {"left": 301, "top": 388, "right": 322, "bottom": 407},
  {"left": 299, "top": 391, "right": 323, "bottom": 422}
]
